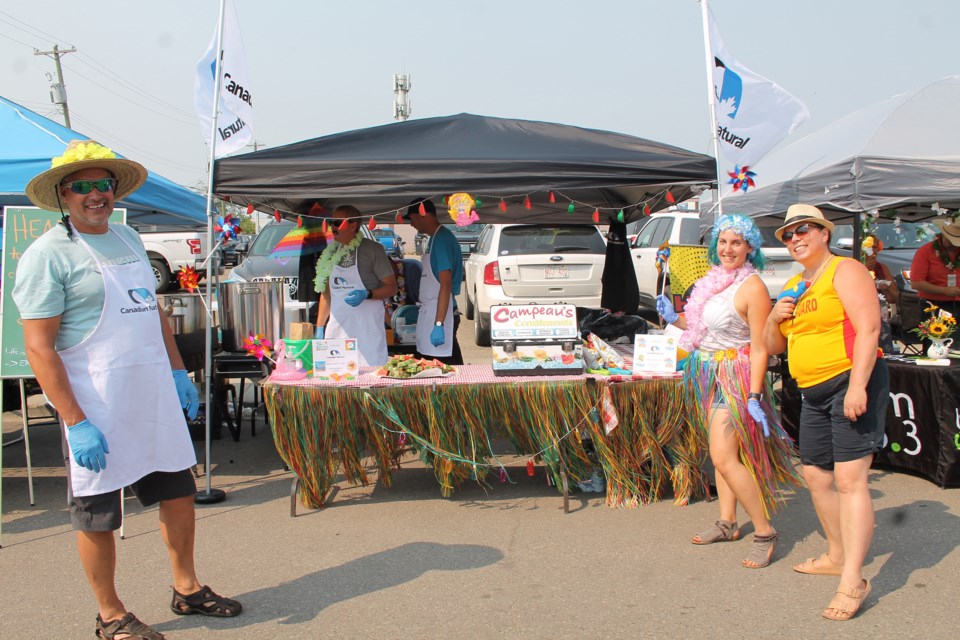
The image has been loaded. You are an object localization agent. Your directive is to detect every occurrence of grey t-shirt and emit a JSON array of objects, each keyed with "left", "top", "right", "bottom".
[
  {"left": 322, "top": 237, "right": 395, "bottom": 291},
  {"left": 12, "top": 223, "right": 147, "bottom": 351}
]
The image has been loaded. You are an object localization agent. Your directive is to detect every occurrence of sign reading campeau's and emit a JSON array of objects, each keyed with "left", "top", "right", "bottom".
[{"left": 490, "top": 304, "right": 583, "bottom": 377}]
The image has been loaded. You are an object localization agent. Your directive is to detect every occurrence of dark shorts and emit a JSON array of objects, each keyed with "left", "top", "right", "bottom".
[
  {"left": 69, "top": 468, "right": 197, "bottom": 532},
  {"left": 798, "top": 360, "right": 889, "bottom": 470}
]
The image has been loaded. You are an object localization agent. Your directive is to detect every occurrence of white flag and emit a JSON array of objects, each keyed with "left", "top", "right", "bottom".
[
  {"left": 195, "top": 0, "right": 254, "bottom": 158},
  {"left": 707, "top": 6, "right": 808, "bottom": 189}
]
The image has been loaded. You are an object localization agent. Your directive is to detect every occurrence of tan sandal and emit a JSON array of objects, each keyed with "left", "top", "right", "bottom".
[
  {"left": 691, "top": 519, "right": 740, "bottom": 545},
  {"left": 742, "top": 530, "right": 778, "bottom": 569},
  {"left": 793, "top": 554, "right": 843, "bottom": 576},
  {"left": 822, "top": 579, "right": 871, "bottom": 621}
]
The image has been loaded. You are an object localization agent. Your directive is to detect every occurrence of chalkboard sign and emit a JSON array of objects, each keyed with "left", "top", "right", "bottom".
[{"left": 1, "top": 206, "right": 126, "bottom": 379}]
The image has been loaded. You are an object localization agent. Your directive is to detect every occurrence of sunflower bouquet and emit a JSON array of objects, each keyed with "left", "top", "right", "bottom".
[{"left": 912, "top": 304, "right": 958, "bottom": 340}]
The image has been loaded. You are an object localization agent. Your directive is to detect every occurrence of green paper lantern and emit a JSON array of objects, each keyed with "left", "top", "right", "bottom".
[
  {"left": 567, "top": 202, "right": 575, "bottom": 214},
  {"left": 617, "top": 209, "right": 624, "bottom": 223},
  {"left": 475, "top": 198, "right": 483, "bottom": 207}
]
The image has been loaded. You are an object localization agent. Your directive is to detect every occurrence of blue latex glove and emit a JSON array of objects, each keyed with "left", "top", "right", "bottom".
[
  {"left": 655, "top": 294, "right": 679, "bottom": 323},
  {"left": 315, "top": 325, "right": 325, "bottom": 339},
  {"left": 173, "top": 369, "right": 199, "bottom": 420},
  {"left": 67, "top": 419, "right": 109, "bottom": 472},
  {"left": 344, "top": 289, "right": 369, "bottom": 307},
  {"left": 748, "top": 398, "right": 770, "bottom": 437},
  {"left": 430, "top": 324, "right": 445, "bottom": 347}
]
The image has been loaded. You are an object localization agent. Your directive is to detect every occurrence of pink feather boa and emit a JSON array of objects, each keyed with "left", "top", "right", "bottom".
[{"left": 680, "top": 264, "right": 757, "bottom": 351}]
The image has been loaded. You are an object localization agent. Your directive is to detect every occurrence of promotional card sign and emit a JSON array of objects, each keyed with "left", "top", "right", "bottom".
[
  {"left": 311, "top": 338, "right": 360, "bottom": 380},
  {"left": 632, "top": 334, "right": 678, "bottom": 375}
]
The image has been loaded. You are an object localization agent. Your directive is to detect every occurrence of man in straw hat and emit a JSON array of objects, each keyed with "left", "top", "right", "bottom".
[
  {"left": 909, "top": 216, "right": 960, "bottom": 317},
  {"left": 13, "top": 140, "right": 241, "bottom": 638}
]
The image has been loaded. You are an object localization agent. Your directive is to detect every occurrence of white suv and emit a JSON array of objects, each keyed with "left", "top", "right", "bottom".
[
  {"left": 464, "top": 224, "right": 607, "bottom": 346},
  {"left": 630, "top": 211, "right": 802, "bottom": 309}
]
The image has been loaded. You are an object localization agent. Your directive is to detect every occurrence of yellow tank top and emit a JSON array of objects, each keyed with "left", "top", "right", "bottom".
[{"left": 779, "top": 257, "right": 856, "bottom": 387}]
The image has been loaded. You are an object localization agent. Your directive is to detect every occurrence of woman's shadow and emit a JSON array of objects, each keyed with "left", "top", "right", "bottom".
[{"left": 155, "top": 541, "right": 503, "bottom": 630}]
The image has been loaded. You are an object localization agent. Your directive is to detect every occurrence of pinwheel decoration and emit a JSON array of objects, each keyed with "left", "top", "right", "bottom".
[
  {"left": 728, "top": 165, "right": 756, "bottom": 193},
  {"left": 176, "top": 265, "right": 200, "bottom": 292},
  {"left": 242, "top": 333, "right": 273, "bottom": 361},
  {"left": 214, "top": 214, "right": 241, "bottom": 242}
]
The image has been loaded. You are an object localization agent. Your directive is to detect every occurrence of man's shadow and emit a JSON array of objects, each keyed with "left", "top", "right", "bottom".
[{"left": 155, "top": 541, "right": 503, "bottom": 630}]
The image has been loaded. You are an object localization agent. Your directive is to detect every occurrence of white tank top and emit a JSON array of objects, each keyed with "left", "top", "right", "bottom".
[{"left": 697, "top": 275, "right": 754, "bottom": 352}]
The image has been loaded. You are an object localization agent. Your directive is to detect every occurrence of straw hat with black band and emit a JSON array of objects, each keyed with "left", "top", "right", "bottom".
[
  {"left": 25, "top": 140, "right": 148, "bottom": 231},
  {"left": 774, "top": 203, "right": 836, "bottom": 242},
  {"left": 933, "top": 217, "right": 960, "bottom": 247}
]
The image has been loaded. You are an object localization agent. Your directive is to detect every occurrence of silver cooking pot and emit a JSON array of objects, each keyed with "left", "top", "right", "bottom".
[
  {"left": 219, "top": 280, "right": 286, "bottom": 352},
  {"left": 158, "top": 294, "right": 210, "bottom": 335}
]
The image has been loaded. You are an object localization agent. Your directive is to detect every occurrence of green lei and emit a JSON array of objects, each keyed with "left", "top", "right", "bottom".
[
  {"left": 313, "top": 233, "right": 364, "bottom": 293},
  {"left": 934, "top": 237, "right": 960, "bottom": 271}
]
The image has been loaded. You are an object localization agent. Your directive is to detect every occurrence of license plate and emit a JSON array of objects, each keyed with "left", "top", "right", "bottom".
[{"left": 545, "top": 266, "right": 568, "bottom": 279}]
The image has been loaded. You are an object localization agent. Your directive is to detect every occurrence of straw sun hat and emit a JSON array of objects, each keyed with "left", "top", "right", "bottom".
[
  {"left": 774, "top": 203, "right": 836, "bottom": 241},
  {"left": 25, "top": 140, "right": 148, "bottom": 212},
  {"left": 933, "top": 217, "right": 960, "bottom": 247}
]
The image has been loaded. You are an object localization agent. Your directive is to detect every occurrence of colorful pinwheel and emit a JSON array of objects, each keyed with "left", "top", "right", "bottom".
[
  {"left": 242, "top": 333, "right": 273, "bottom": 361},
  {"left": 176, "top": 265, "right": 200, "bottom": 292},
  {"left": 214, "top": 214, "right": 241, "bottom": 242},
  {"left": 727, "top": 165, "right": 757, "bottom": 193}
]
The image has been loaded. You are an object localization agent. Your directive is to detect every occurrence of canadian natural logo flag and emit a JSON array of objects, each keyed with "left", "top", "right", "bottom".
[
  {"left": 195, "top": 0, "right": 254, "bottom": 158},
  {"left": 707, "top": 6, "right": 808, "bottom": 192}
]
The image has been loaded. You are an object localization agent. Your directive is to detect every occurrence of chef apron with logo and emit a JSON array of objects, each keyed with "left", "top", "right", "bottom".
[
  {"left": 326, "top": 259, "right": 388, "bottom": 367},
  {"left": 416, "top": 242, "right": 453, "bottom": 357},
  {"left": 58, "top": 229, "right": 196, "bottom": 497}
]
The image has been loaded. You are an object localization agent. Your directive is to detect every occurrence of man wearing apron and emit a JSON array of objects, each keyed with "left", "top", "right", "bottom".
[
  {"left": 314, "top": 204, "right": 398, "bottom": 367},
  {"left": 15, "top": 140, "right": 241, "bottom": 639},
  {"left": 403, "top": 198, "right": 465, "bottom": 365}
]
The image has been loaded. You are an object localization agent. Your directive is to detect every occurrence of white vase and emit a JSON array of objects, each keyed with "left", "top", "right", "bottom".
[{"left": 927, "top": 337, "right": 953, "bottom": 359}]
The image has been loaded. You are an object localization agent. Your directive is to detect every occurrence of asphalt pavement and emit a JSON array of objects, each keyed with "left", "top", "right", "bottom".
[{"left": 1, "top": 296, "right": 957, "bottom": 638}]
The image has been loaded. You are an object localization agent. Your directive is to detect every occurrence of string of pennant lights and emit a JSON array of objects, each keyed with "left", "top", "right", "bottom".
[{"left": 225, "top": 186, "right": 692, "bottom": 229}]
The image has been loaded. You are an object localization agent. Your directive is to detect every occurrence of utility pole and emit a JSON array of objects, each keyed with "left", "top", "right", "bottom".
[
  {"left": 247, "top": 140, "right": 264, "bottom": 152},
  {"left": 393, "top": 74, "right": 411, "bottom": 122},
  {"left": 35, "top": 44, "right": 76, "bottom": 128}
]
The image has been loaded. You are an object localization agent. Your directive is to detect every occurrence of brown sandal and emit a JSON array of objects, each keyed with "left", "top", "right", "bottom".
[
  {"left": 171, "top": 585, "right": 242, "bottom": 618},
  {"left": 793, "top": 554, "right": 843, "bottom": 576},
  {"left": 741, "top": 530, "right": 778, "bottom": 568},
  {"left": 822, "top": 579, "right": 872, "bottom": 621},
  {"left": 95, "top": 612, "right": 165, "bottom": 639},
  {"left": 691, "top": 519, "right": 740, "bottom": 545}
]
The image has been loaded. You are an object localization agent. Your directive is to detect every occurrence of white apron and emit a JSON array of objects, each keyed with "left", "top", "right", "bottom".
[
  {"left": 326, "top": 260, "right": 388, "bottom": 367},
  {"left": 416, "top": 244, "right": 453, "bottom": 357},
  {"left": 59, "top": 230, "right": 196, "bottom": 497}
]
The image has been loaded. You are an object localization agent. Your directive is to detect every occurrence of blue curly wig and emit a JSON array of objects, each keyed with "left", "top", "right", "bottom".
[{"left": 707, "top": 213, "right": 767, "bottom": 270}]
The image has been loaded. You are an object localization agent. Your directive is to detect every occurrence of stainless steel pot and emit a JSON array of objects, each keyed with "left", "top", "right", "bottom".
[
  {"left": 158, "top": 294, "right": 209, "bottom": 335},
  {"left": 219, "top": 281, "right": 286, "bottom": 352}
]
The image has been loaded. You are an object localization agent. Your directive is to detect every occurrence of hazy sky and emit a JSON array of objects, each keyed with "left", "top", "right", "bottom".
[{"left": 3, "top": 0, "right": 958, "bottom": 190}]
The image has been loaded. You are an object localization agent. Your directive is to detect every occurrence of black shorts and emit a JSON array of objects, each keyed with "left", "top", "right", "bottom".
[
  {"left": 798, "top": 360, "right": 889, "bottom": 470},
  {"left": 69, "top": 468, "right": 197, "bottom": 532}
]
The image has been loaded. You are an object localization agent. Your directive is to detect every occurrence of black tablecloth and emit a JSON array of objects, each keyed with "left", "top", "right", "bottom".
[{"left": 781, "top": 357, "right": 960, "bottom": 487}]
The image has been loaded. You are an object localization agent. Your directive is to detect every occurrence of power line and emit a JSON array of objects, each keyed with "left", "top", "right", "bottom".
[
  {"left": 0, "top": 9, "right": 71, "bottom": 47},
  {"left": 73, "top": 52, "right": 196, "bottom": 119},
  {"left": 34, "top": 44, "right": 75, "bottom": 127}
]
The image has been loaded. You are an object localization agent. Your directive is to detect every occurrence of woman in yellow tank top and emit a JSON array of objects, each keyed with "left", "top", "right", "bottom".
[{"left": 763, "top": 204, "right": 889, "bottom": 622}]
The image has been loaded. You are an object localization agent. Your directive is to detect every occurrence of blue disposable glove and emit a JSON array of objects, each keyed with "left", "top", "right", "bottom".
[
  {"left": 748, "top": 398, "right": 770, "bottom": 437},
  {"left": 430, "top": 324, "right": 445, "bottom": 347},
  {"left": 655, "top": 294, "right": 679, "bottom": 323},
  {"left": 173, "top": 369, "right": 199, "bottom": 420},
  {"left": 67, "top": 419, "right": 109, "bottom": 472},
  {"left": 315, "top": 325, "right": 325, "bottom": 339},
  {"left": 344, "top": 289, "right": 369, "bottom": 307}
]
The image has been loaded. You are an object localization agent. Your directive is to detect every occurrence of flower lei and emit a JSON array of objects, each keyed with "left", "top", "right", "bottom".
[
  {"left": 680, "top": 264, "right": 757, "bottom": 352},
  {"left": 934, "top": 237, "right": 960, "bottom": 271},
  {"left": 51, "top": 141, "right": 116, "bottom": 167},
  {"left": 313, "top": 232, "right": 364, "bottom": 293}
]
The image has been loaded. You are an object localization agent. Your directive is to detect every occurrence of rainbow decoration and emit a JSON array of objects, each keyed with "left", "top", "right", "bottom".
[{"left": 269, "top": 221, "right": 327, "bottom": 261}]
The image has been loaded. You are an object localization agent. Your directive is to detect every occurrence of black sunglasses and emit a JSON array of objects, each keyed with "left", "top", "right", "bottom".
[
  {"left": 62, "top": 178, "right": 118, "bottom": 195},
  {"left": 781, "top": 223, "right": 823, "bottom": 242}
]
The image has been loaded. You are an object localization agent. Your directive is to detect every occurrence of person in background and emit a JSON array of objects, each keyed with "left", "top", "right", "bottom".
[
  {"left": 764, "top": 204, "right": 887, "bottom": 622},
  {"left": 14, "top": 140, "right": 240, "bottom": 639},
  {"left": 861, "top": 232, "right": 898, "bottom": 353},
  {"left": 403, "top": 198, "right": 464, "bottom": 365},
  {"left": 910, "top": 217, "right": 960, "bottom": 317},
  {"left": 657, "top": 214, "right": 799, "bottom": 569},
  {"left": 314, "top": 205, "right": 398, "bottom": 367}
]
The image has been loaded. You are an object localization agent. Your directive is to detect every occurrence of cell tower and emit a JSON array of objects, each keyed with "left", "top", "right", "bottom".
[{"left": 393, "top": 74, "right": 411, "bottom": 122}]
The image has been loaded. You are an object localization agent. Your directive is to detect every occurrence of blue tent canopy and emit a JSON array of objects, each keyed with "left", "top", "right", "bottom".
[{"left": 0, "top": 96, "right": 206, "bottom": 228}]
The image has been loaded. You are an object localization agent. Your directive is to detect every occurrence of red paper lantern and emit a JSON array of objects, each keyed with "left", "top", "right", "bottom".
[
  {"left": 523, "top": 195, "right": 532, "bottom": 210},
  {"left": 419, "top": 202, "right": 426, "bottom": 215},
  {"left": 592, "top": 209, "right": 600, "bottom": 224},
  {"left": 246, "top": 203, "right": 254, "bottom": 215},
  {"left": 273, "top": 209, "right": 281, "bottom": 222},
  {"left": 297, "top": 216, "right": 303, "bottom": 228},
  {"left": 499, "top": 199, "right": 507, "bottom": 212},
  {"left": 395, "top": 212, "right": 403, "bottom": 223},
  {"left": 321, "top": 220, "right": 329, "bottom": 235},
  {"left": 367, "top": 217, "right": 377, "bottom": 230},
  {"left": 338, "top": 218, "right": 350, "bottom": 232},
  {"left": 643, "top": 203, "right": 651, "bottom": 215},
  {"left": 548, "top": 191, "right": 556, "bottom": 203},
  {"left": 665, "top": 191, "right": 675, "bottom": 204}
]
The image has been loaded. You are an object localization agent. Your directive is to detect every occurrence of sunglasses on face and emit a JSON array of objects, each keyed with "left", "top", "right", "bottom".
[
  {"left": 781, "top": 223, "right": 823, "bottom": 243},
  {"left": 62, "top": 178, "right": 118, "bottom": 195}
]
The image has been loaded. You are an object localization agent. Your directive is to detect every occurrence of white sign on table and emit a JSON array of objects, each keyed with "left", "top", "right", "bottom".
[
  {"left": 312, "top": 338, "right": 360, "bottom": 380},
  {"left": 632, "top": 333, "right": 678, "bottom": 375}
]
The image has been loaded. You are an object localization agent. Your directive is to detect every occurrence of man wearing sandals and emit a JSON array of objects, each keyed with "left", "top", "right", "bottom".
[{"left": 14, "top": 140, "right": 242, "bottom": 639}]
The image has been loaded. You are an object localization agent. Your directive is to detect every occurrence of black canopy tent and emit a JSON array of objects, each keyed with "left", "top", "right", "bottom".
[{"left": 212, "top": 113, "right": 716, "bottom": 225}]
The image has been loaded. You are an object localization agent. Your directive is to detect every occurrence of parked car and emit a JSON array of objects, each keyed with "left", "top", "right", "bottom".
[
  {"left": 831, "top": 221, "right": 937, "bottom": 290},
  {"left": 415, "top": 223, "right": 483, "bottom": 262},
  {"left": 464, "top": 224, "right": 607, "bottom": 346},
  {"left": 372, "top": 227, "right": 404, "bottom": 258},
  {"left": 134, "top": 225, "right": 214, "bottom": 292},
  {"left": 222, "top": 234, "right": 252, "bottom": 268}
]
